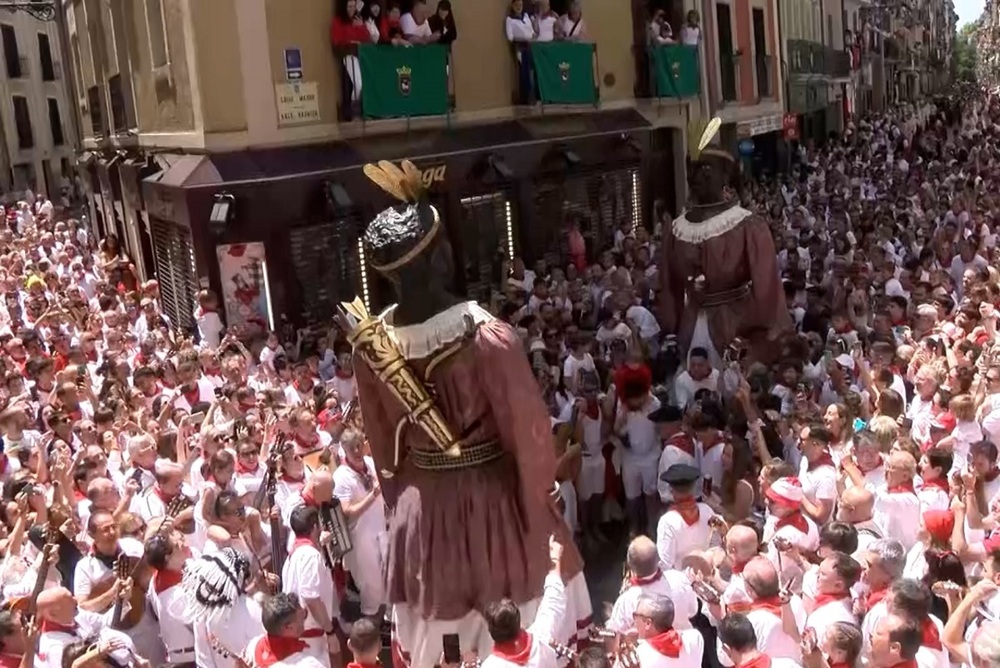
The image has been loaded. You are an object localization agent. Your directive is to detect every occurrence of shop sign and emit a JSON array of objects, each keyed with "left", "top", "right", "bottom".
[
  {"left": 782, "top": 113, "right": 800, "bottom": 141},
  {"left": 276, "top": 82, "right": 320, "bottom": 126},
  {"left": 737, "top": 113, "right": 783, "bottom": 137},
  {"left": 418, "top": 165, "right": 446, "bottom": 188}
]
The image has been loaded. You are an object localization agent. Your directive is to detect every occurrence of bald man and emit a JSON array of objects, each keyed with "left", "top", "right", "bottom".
[
  {"left": 131, "top": 459, "right": 189, "bottom": 526},
  {"left": 873, "top": 451, "right": 921, "bottom": 550},
  {"left": 720, "top": 525, "right": 759, "bottom": 613},
  {"left": 333, "top": 428, "right": 386, "bottom": 619},
  {"left": 836, "top": 486, "right": 882, "bottom": 561},
  {"left": 35, "top": 587, "right": 138, "bottom": 668},
  {"left": 282, "top": 468, "right": 334, "bottom": 551},
  {"left": 717, "top": 557, "right": 806, "bottom": 666},
  {"left": 607, "top": 536, "right": 698, "bottom": 633}
]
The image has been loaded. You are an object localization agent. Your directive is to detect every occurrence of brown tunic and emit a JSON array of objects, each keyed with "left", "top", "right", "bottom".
[
  {"left": 657, "top": 209, "right": 790, "bottom": 355},
  {"left": 353, "top": 317, "right": 584, "bottom": 620}
]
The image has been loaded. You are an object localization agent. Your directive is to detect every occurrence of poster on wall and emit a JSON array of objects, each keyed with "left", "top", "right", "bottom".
[{"left": 216, "top": 242, "right": 274, "bottom": 337}]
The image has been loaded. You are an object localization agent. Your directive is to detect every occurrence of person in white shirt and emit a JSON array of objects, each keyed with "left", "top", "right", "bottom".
[
  {"left": 672, "top": 348, "right": 719, "bottom": 409},
  {"left": 797, "top": 424, "right": 839, "bottom": 524},
  {"left": 630, "top": 594, "right": 704, "bottom": 668},
  {"left": 763, "top": 477, "right": 820, "bottom": 579},
  {"left": 885, "top": 579, "right": 947, "bottom": 668},
  {"left": 916, "top": 447, "right": 952, "bottom": 513},
  {"left": 533, "top": 0, "right": 558, "bottom": 41},
  {"left": 656, "top": 464, "right": 716, "bottom": 571},
  {"left": 873, "top": 451, "right": 921, "bottom": 551},
  {"left": 717, "top": 612, "right": 803, "bottom": 668},
  {"left": 608, "top": 536, "right": 698, "bottom": 633},
  {"left": 653, "top": 405, "right": 697, "bottom": 504},
  {"left": 282, "top": 506, "right": 341, "bottom": 667},
  {"left": 34, "top": 587, "right": 138, "bottom": 668},
  {"left": 804, "top": 552, "right": 859, "bottom": 642},
  {"left": 859, "top": 538, "right": 907, "bottom": 656},
  {"left": 144, "top": 530, "right": 196, "bottom": 666},
  {"left": 481, "top": 536, "right": 567, "bottom": 668},
  {"left": 614, "top": 370, "right": 661, "bottom": 535},
  {"left": 243, "top": 593, "right": 328, "bottom": 668},
  {"left": 555, "top": 1, "right": 587, "bottom": 42},
  {"left": 399, "top": 0, "right": 440, "bottom": 43},
  {"left": 195, "top": 289, "right": 225, "bottom": 350}
]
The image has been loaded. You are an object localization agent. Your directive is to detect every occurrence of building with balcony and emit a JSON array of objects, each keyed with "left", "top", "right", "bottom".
[
  {"left": 66, "top": 0, "right": 704, "bottom": 328},
  {"left": 779, "top": 0, "right": 849, "bottom": 144},
  {"left": 0, "top": 9, "right": 75, "bottom": 198}
]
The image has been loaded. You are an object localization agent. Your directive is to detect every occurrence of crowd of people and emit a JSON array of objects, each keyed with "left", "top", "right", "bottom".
[{"left": 0, "top": 57, "right": 1000, "bottom": 668}]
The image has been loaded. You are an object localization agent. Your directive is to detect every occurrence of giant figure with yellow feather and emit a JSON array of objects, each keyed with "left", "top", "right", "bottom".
[
  {"left": 657, "top": 119, "right": 790, "bottom": 365},
  {"left": 340, "top": 160, "right": 592, "bottom": 668}
]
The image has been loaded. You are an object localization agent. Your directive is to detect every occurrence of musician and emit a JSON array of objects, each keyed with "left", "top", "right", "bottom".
[
  {"left": 131, "top": 459, "right": 191, "bottom": 526},
  {"left": 720, "top": 525, "right": 762, "bottom": 614},
  {"left": 629, "top": 595, "right": 704, "bottom": 668},
  {"left": 482, "top": 536, "right": 566, "bottom": 668},
  {"left": 282, "top": 469, "right": 334, "bottom": 547},
  {"left": 244, "top": 593, "right": 327, "bottom": 668},
  {"left": 283, "top": 505, "right": 341, "bottom": 667},
  {"left": 145, "top": 532, "right": 195, "bottom": 667},
  {"left": 123, "top": 434, "right": 158, "bottom": 492},
  {"left": 233, "top": 440, "right": 266, "bottom": 502},
  {"left": 556, "top": 369, "right": 604, "bottom": 543},
  {"left": 333, "top": 427, "right": 386, "bottom": 620},
  {"left": 607, "top": 536, "right": 698, "bottom": 633},
  {"left": 653, "top": 405, "right": 696, "bottom": 505},
  {"left": 287, "top": 406, "right": 332, "bottom": 464},
  {"left": 803, "top": 552, "right": 859, "bottom": 642},
  {"left": 274, "top": 446, "right": 308, "bottom": 516},
  {"left": 206, "top": 490, "right": 269, "bottom": 561},
  {"left": 656, "top": 464, "right": 715, "bottom": 570},
  {"left": 34, "top": 587, "right": 139, "bottom": 668},
  {"left": 717, "top": 613, "right": 803, "bottom": 668},
  {"left": 72, "top": 510, "right": 165, "bottom": 665}
]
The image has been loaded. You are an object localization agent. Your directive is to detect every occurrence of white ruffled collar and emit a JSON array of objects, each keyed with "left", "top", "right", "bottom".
[
  {"left": 382, "top": 301, "right": 494, "bottom": 360},
  {"left": 672, "top": 205, "right": 752, "bottom": 243}
]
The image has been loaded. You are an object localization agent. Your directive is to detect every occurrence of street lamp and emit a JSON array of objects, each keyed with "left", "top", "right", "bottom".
[{"left": 0, "top": 1, "right": 55, "bottom": 21}]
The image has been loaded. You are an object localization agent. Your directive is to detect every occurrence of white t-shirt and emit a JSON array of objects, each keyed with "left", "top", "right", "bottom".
[{"left": 400, "top": 12, "right": 432, "bottom": 39}]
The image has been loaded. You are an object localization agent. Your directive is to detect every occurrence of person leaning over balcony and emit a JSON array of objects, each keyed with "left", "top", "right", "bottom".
[
  {"left": 680, "top": 10, "right": 701, "bottom": 46},
  {"left": 379, "top": 2, "right": 411, "bottom": 46},
  {"left": 556, "top": 0, "right": 588, "bottom": 42},
  {"left": 331, "top": 0, "right": 373, "bottom": 121},
  {"left": 506, "top": 0, "right": 536, "bottom": 105},
  {"left": 427, "top": 0, "right": 458, "bottom": 46},
  {"left": 649, "top": 8, "right": 676, "bottom": 46},
  {"left": 533, "top": 0, "right": 558, "bottom": 42},
  {"left": 360, "top": 0, "right": 382, "bottom": 43},
  {"left": 401, "top": 0, "right": 443, "bottom": 44}
]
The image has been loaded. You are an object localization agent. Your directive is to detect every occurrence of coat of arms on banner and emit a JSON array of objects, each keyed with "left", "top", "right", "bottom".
[
  {"left": 397, "top": 65, "right": 412, "bottom": 95},
  {"left": 559, "top": 61, "right": 571, "bottom": 83}
]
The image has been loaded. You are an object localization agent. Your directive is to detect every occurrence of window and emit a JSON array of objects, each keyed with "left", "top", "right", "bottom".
[
  {"left": 145, "top": 0, "right": 169, "bottom": 68},
  {"left": 12, "top": 96, "right": 33, "bottom": 149},
  {"left": 1, "top": 25, "right": 20, "bottom": 78},
  {"left": 108, "top": 74, "right": 126, "bottom": 132},
  {"left": 87, "top": 85, "right": 103, "bottom": 136},
  {"left": 38, "top": 33, "right": 55, "bottom": 81},
  {"left": 47, "top": 98, "right": 63, "bottom": 146}
]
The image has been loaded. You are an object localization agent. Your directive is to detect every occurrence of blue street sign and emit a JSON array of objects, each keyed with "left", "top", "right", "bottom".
[
  {"left": 738, "top": 138, "right": 755, "bottom": 156},
  {"left": 284, "top": 48, "right": 303, "bottom": 81}
]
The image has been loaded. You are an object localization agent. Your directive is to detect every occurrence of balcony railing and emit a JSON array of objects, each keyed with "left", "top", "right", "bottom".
[
  {"left": 788, "top": 39, "right": 825, "bottom": 75},
  {"left": 827, "top": 49, "right": 852, "bottom": 78},
  {"left": 648, "top": 44, "right": 700, "bottom": 100}
]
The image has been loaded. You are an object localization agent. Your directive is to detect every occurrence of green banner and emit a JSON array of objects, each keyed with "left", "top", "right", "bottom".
[
  {"left": 531, "top": 42, "right": 597, "bottom": 105},
  {"left": 358, "top": 44, "right": 449, "bottom": 119},
  {"left": 652, "top": 45, "right": 700, "bottom": 98}
]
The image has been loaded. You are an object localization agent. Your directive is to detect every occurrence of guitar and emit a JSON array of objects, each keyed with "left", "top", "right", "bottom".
[
  {"left": 109, "top": 552, "right": 148, "bottom": 630},
  {"left": 208, "top": 633, "right": 253, "bottom": 668},
  {"left": 588, "top": 627, "right": 640, "bottom": 668},
  {"left": 266, "top": 443, "right": 285, "bottom": 582},
  {"left": 22, "top": 519, "right": 59, "bottom": 625}
]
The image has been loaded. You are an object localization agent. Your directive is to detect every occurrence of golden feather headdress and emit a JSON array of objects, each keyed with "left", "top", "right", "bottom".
[
  {"left": 687, "top": 117, "right": 726, "bottom": 161},
  {"left": 363, "top": 159, "right": 425, "bottom": 202}
]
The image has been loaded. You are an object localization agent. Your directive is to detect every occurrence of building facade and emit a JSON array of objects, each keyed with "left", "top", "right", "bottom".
[
  {"left": 0, "top": 8, "right": 75, "bottom": 198},
  {"left": 67, "top": 0, "right": 705, "bottom": 330}
]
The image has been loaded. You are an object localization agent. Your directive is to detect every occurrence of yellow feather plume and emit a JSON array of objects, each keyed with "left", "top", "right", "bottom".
[
  {"left": 378, "top": 160, "right": 414, "bottom": 201},
  {"left": 400, "top": 160, "right": 424, "bottom": 198},
  {"left": 363, "top": 163, "right": 408, "bottom": 202},
  {"left": 687, "top": 116, "right": 723, "bottom": 160}
]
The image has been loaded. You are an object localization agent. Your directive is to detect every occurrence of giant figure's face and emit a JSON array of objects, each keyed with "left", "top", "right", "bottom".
[{"left": 688, "top": 154, "right": 731, "bottom": 205}]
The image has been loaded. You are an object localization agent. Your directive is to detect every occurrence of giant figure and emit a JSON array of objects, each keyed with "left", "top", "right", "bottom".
[
  {"left": 343, "top": 160, "right": 591, "bottom": 668},
  {"left": 658, "top": 119, "right": 789, "bottom": 364}
]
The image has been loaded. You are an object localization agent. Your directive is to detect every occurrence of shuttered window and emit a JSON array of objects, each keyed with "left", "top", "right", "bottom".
[
  {"left": 529, "top": 164, "right": 643, "bottom": 267},
  {"left": 288, "top": 216, "right": 363, "bottom": 322},
  {"left": 458, "top": 189, "right": 517, "bottom": 304},
  {"left": 148, "top": 217, "right": 198, "bottom": 330}
]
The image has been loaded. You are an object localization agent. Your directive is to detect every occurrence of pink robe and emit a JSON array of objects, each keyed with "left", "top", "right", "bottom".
[{"left": 353, "top": 318, "right": 584, "bottom": 620}]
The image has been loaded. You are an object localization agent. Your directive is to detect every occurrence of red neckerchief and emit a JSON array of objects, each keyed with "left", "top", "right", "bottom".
[
  {"left": 293, "top": 380, "right": 314, "bottom": 394},
  {"left": 161, "top": 379, "right": 176, "bottom": 391},
  {"left": 290, "top": 537, "right": 318, "bottom": 556},
  {"left": 301, "top": 489, "right": 319, "bottom": 508},
  {"left": 737, "top": 655, "right": 771, "bottom": 668},
  {"left": 665, "top": 433, "right": 696, "bottom": 458},
  {"left": 922, "top": 477, "right": 950, "bottom": 493},
  {"left": 834, "top": 322, "right": 856, "bottom": 334},
  {"left": 152, "top": 568, "right": 184, "bottom": 594},
  {"left": 732, "top": 560, "right": 749, "bottom": 575},
  {"left": 630, "top": 569, "right": 663, "bottom": 587},
  {"left": 889, "top": 480, "right": 916, "bottom": 494},
  {"left": 646, "top": 629, "right": 683, "bottom": 658},
  {"left": 888, "top": 663, "right": 917, "bottom": 668},
  {"left": 335, "top": 369, "right": 353, "bottom": 380},
  {"left": 40, "top": 619, "right": 78, "bottom": 635},
  {"left": 702, "top": 432, "right": 725, "bottom": 453},
  {"left": 73, "top": 487, "right": 86, "bottom": 502},
  {"left": 986, "top": 468, "right": 1000, "bottom": 484},
  {"left": 775, "top": 511, "right": 809, "bottom": 534},
  {"left": 235, "top": 459, "right": 259, "bottom": 475},
  {"left": 255, "top": 634, "right": 309, "bottom": 667},
  {"left": 808, "top": 453, "right": 836, "bottom": 471},
  {"left": 750, "top": 596, "right": 784, "bottom": 617},
  {"left": 181, "top": 384, "right": 200, "bottom": 407},
  {"left": 492, "top": 629, "right": 533, "bottom": 665},
  {"left": 152, "top": 484, "right": 173, "bottom": 504},
  {"left": 0, "top": 653, "right": 22, "bottom": 667},
  {"left": 347, "top": 663, "right": 380, "bottom": 668},
  {"left": 866, "top": 586, "right": 889, "bottom": 610},
  {"left": 346, "top": 457, "right": 374, "bottom": 491},
  {"left": 891, "top": 317, "right": 907, "bottom": 327},
  {"left": 812, "top": 593, "right": 850, "bottom": 609},
  {"left": 281, "top": 472, "right": 305, "bottom": 485},
  {"left": 85, "top": 350, "right": 97, "bottom": 363},
  {"left": 830, "top": 663, "right": 852, "bottom": 668},
  {"left": 921, "top": 618, "right": 942, "bottom": 650},
  {"left": 584, "top": 399, "right": 600, "bottom": 420},
  {"left": 672, "top": 498, "right": 700, "bottom": 526},
  {"left": 294, "top": 432, "right": 319, "bottom": 453}
]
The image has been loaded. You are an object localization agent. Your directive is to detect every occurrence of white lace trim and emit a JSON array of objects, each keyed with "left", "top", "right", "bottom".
[
  {"left": 381, "top": 301, "right": 495, "bottom": 360},
  {"left": 672, "top": 205, "right": 752, "bottom": 243}
]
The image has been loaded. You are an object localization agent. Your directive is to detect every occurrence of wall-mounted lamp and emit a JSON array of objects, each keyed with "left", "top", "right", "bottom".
[{"left": 209, "top": 193, "right": 236, "bottom": 236}]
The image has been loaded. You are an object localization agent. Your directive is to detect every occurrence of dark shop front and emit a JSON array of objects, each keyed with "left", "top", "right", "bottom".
[{"left": 142, "top": 109, "right": 677, "bottom": 330}]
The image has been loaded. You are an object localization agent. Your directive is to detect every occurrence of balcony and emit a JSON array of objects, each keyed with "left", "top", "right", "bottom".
[
  {"left": 646, "top": 44, "right": 701, "bottom": 100},
  {"left": 788, "top": 40, "right": 825, "bottom": 75},
  {"left": 507, "top": 41, "right": 600, "bottom": 108},
  {"left": 827, "top": 48, "right": 852, "bottom": 78}
]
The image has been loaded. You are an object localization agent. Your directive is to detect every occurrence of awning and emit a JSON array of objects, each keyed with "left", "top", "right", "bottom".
[{"left": 144, "top": 155, "right": 221, "bottom": 189}]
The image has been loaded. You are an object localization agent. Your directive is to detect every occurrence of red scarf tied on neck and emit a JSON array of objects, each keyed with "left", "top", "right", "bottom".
[
  {"left": 672, "top": 498, "right": 700, "bottom": 526},
  {"left": 584, "top": 399, "right": 601, "bottom": 420},
  {"left": 646, "top": 629, "right": 683, "bottom": 658},
  {"left": 152, "top": 568, "right": 184, "bottom": 594},
  {"left": 181, "top": 384, "right": 200, "bottom": 407},
  {"left": 888, "top": 480, "right": 916, "bottom": 495},
  {"left": 921, "top": 477, "right": 950, "bottom": 493},
  {"left": 750, "top": 596, "right": 784, "bottom": 618},
  {"left": 39, "top": 619, "right": 78, "bottom": 635},
  {"left": 630, "top": 569, "right": 663, "bottom": 587},
  {"left": 921, "top": 618, "right": 943, "bottom": 650},
  {"left": 775, "top": 511, "right": 810, "bottom": 535},
  {"left": 866, "top": 586, "right": 889, "bottom": 610},
  {"left": 812, "top": 592, "right": 850, "bottom": 610},
  {"left": 737, "top": 655, "right": 771, "bottom": 668},
  {"left": 808, "top": 452, "right": 836, "bottom": 471},
  {"left": 666, "top": 433, "right": 697, "bottom": 458},
  {"left": 255, "top": 635, "right": 309, "bottom": 667},
  {"left": 235, "top": 458, "right": 258, "bottom": 475},
  {"left": 492, "top": 630, "right": 533, "bottom": 666}
]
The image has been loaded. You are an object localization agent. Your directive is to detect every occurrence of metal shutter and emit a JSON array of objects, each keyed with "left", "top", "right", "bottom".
[
  {"left": 531, "top": 164, "right": 643, "bottom": 266},
  {"left": 288, "top": 215, "right": 364, "bottom": 322},
  {"left": 458, "top": 189, "right": 517, "bottom": 303},
  {"left": 148, "top": 217, "right": 198, "bottom": 330}
]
